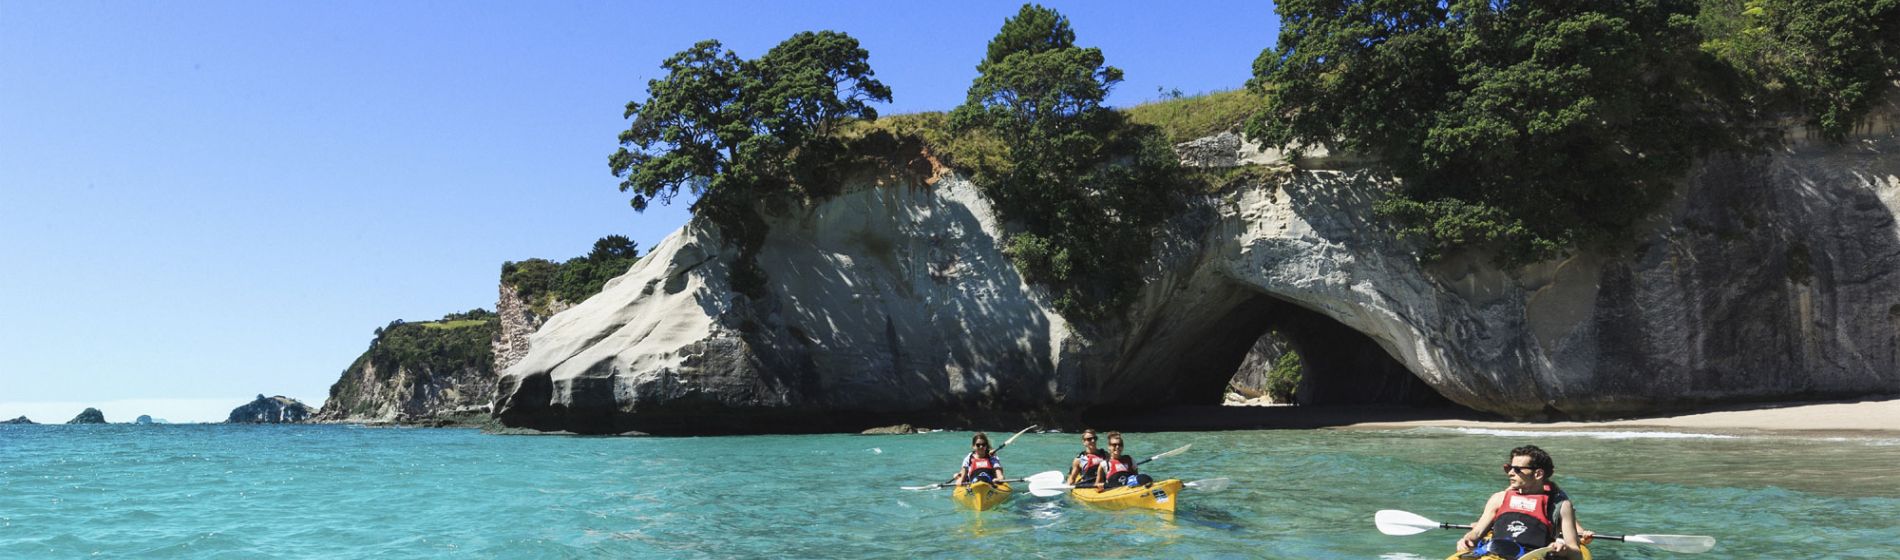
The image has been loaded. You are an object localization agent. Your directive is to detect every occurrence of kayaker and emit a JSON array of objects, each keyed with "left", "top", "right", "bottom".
[
  {"left": 1093, "top": 431, "right": 1153, "bottom": 491},
  {"left": 1456, "top": 445, "right": 1583, "bottom": 559},
  {"left": 951, "top": 432, "right": 1004, "bottom": 485},
  {"left": 1066, "top": 429, "right": 1108, "bottom": 486}
]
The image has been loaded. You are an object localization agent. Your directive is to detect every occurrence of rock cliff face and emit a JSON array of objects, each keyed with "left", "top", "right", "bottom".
[
  {"left": 228, "top": 395, "right": 315, "bottom": 423},
  {"left": 497, "top": 115, "right": 1900, "bottom": 434},
  {"left": 494, "top": 282, "right": 574, "bottom": 373},
  {"left": 313, "top": 316, "right": 499, "bottom": 423}
]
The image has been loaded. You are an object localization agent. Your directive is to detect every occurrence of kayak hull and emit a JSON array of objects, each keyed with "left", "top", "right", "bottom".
[
  {"left": 1068, "top": 479, "right": 1183, "bottom": 512},
  {"left": 1446, "top": 544, "right": 1592, "bottom": 560},
  {"left": 952, "top": 481, "right": 1013, "bottom": 510}
]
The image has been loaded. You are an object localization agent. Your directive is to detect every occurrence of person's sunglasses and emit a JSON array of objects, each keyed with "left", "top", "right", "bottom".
[
  {"left": 975, "top": 443, "right": 989, "bottom": 447},
  {"left": 1083, "top": 437, "right": 1096, "bottom": 441},
  {"left": 1109, "top": 442, "right": 1123, "bottom": 447},
  {"left": 1503, "top": 465, "right": 1536, "bottom": 475}
]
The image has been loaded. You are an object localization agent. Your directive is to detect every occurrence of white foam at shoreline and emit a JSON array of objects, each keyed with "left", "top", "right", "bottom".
[{"left": 1428, "top": 427, "right": 1740, "bottom": 440}]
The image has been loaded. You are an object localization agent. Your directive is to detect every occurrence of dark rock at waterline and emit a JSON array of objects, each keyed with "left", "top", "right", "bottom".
[
  {"left": 226, "top": 395, "right": 315, "bottom": 424},
  {"left": 67, "top": 408, "right": 107, "bottom": 424},
  {"left": 2, "top": 416, "right": 36, "bottom": 425},
  {"left": 134, "top": 415, "right": 171, "bottom": 425}
]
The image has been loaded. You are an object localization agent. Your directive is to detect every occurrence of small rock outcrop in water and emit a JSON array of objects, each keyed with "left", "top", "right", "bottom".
[
  {"left": 860, "top": 424, "right": 916, "bottom": 435},
  {"left": 67, "top": 408, "right": 107, "bottom": 424},
  {"left": 2, "top": 416, "right": 36, "bottom": 424},
  {"left": 134, "top": 415, "right": 170, "bottom": 425},
  {"left": 226, "top": 395, "right": 315, "bottom": 423}
]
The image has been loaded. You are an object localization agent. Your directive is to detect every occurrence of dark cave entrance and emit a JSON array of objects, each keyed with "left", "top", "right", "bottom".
[{"left": 1171, "top": 292, "right": 1453, "bottom": 409}]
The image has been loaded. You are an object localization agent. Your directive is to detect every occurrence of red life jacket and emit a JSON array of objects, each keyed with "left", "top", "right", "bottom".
[
  {"left": 967, "top": 455, "right": 999, "bottom": 481},
  {"left": 1104, "top": 455, "right": 1135, "bottom": 479},
  {"left": 1075, "top": 451, "right": 1105, "bottom": 483},
  {"left": 1488, "top": 484, "right": 1566, "bottom": 549}
]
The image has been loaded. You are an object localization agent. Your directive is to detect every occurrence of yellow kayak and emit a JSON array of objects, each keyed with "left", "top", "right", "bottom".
[
  {"left": 1069, "top": 479, "right": 1183, "bottom": 512},
  {"left": 952, "top": 481, "right": 1013, "bottom": 510},
  {"left": 1446, "top": 544, "right": 1592, "bottom": 560}
]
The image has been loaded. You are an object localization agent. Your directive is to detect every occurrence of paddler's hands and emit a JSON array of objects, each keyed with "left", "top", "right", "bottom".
[
  {"left": 1094, "top": 482, "right": 1106, "bottom": 493},
  {"left": 1455, "top": 533, "right": 1477, "bottom": 552},
  {"left": 1548, "top": 540, "right": 1574, "bottom": 556}
]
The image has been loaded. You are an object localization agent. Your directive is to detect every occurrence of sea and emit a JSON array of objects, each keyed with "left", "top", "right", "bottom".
[{"left": 3, "top": 423, "right": 1896, "bottom": 558}]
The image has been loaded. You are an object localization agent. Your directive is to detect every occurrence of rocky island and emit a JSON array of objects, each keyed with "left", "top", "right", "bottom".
[
  {"left": 226, "top": 395, "right": 315, "bottom": 423},
  {"left": 66, "top": 408, "right": 107, "bottom": 424}
]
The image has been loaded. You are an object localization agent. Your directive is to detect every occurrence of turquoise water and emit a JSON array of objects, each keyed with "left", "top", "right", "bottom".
[{"left": 3, "top": 424, "right": 1897, "bottom": 558}]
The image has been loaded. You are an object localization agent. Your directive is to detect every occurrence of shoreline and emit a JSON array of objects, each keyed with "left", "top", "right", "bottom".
[
  {"left": 1107, "top": 397, "right": 1900, "bottom": 437},
  {"left": 1337, "top": 397, "right": 1900, "bottom": 437}
]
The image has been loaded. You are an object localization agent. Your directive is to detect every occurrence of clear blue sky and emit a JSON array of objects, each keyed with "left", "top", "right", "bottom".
[{"left": 0, "top": 0, "right": 1278, "bottom": 423}]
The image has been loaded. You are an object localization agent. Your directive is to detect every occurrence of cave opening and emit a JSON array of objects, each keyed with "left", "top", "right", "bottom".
[{"left": 1146, "top": 291, "right": 1453, "bottom": 412}]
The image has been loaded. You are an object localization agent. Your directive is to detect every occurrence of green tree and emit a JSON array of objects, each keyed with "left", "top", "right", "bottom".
[
  {"left": 1700, "top": 0, "right": 1900, "bottom": 140},
  {"left": 951, "top": 4, "right": 1182, "bottom": 320},
  {"left": 610, "top": 32, "right": 892, "bottom": 214},
  {"left": 1250, "top": 0, "right": 1733, "bottom": 263}
]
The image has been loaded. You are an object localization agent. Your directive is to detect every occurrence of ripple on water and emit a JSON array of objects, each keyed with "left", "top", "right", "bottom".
[{"left": 3, "top": 425, "right": 1900, "bottom": 557}]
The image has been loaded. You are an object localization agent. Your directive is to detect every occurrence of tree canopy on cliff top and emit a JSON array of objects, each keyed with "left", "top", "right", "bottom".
[
  {"left": 950, "top": 3, "right": 1185, "bottom": 320},
  {"left": 609, "top": 32, "right": 891, "bottom": 215},
  {"left": 1250, "top": 0, "right": 1897, "bottom": 264}
]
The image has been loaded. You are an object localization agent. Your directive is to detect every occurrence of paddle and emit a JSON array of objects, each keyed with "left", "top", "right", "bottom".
[
  {"left": 899, "top": 424, "right": 1039, "bottom": 490},
  {"left": 900, "top": 476, "right": 1031, "bottom": 491},
  {"left": 1374, "top": 509, "right": 1716, "bottom": 554}
]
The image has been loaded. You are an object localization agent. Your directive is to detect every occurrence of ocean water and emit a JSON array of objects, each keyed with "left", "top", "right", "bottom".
[{"left": 3, "top": 424, "right": 1897, "bottom": 558}]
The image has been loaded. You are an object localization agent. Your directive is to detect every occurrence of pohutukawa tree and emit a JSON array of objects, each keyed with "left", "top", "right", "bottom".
[{"left": 610, "top": 31, "right": 891, "bottom": 214}]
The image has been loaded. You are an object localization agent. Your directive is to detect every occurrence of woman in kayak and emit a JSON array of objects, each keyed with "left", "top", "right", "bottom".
[
  {"left": 1093, "top": 431, "right": 1153, "bottom": 490},
  {"left": 1456, "top": 445, "right": 1583, "bottom": 559},
  {"left": 1066, "top": 429, "right": 1107, "bottom": 486},
  {"left": 950, "top": 432, "right": 1004, "bottom": 485}
]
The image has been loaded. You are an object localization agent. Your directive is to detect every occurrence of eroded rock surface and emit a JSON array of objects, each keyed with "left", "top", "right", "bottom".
[{"left": 498, "top": 119, "right": 1900, "bottom": 433}]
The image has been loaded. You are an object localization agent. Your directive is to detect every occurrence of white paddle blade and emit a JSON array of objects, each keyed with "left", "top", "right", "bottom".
[
  {"left": 1183, "top": 477, "right": 1232, "bottom": 492},
  {"left": 1624, "top": 534, "right": 1716, "bottom": 554},
  {"left": 1023, "top": 470, "right": 1066, "bottom": 485},
  {"left": 900, "top": 483, "right": 943, "bottom": 491},
  {"left": 1374, "top": 509, "right": 1441, "bottom": 536},
  {"left": 1024, "top": 470, "right": 1071, "bottom": 498}
]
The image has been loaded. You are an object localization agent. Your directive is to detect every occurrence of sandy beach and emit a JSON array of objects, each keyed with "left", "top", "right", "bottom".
[
  {"left": 1110, "top": 397, "right": 1900, "bottom": 435},
  {"left": 1342, "top": 397, "right": 1900, "bottom": 436}
]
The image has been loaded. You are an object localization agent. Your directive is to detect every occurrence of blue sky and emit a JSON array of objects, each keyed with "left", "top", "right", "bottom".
[{"left": 0, "top": 0, "right": 1277, "bottom": 423}]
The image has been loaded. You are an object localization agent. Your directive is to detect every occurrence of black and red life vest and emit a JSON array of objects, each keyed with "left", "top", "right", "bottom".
[
  {"left": 1488, "top": 484, "right": 1568, "bottom": 549},
  {"left": 966, "top": 455, "right": 999, "bottom": 482},
  {"left": 1074, "top": 450, "right": 1106, "bottom": 484}
]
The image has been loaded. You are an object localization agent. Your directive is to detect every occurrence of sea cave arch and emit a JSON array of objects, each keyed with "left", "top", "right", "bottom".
[{"left": 1084, "top": 285, "right": 1457, "bottom": 428}]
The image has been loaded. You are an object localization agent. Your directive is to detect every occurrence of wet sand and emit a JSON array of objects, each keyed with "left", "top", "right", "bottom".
[{"left": 1112, "top": 397, "right": 1900, "bottom": 436}]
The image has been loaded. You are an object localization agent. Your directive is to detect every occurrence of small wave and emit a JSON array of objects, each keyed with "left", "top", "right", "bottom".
[
  {"left": 869, "top": 447, "right": 882, "bottom": 454},
  {"left": 1431, "top": 427, "right": 1739, "bottom": 440}
]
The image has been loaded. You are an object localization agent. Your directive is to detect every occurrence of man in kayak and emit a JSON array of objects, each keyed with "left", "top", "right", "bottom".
[
  {"left": 1066, "top": 429, "right": 1107, "bottom": 486},
  {"left": 950, "top": 432, "right": 1004, "bottom": 486},
  {"left": 1456, "top": 445, "right": 1583, "bottom": 559},
  {"left": 1093, "top": 431, "right": 1153, "bottom": 491}
]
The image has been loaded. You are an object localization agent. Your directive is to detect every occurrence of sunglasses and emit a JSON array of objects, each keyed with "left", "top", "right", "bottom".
[
  {"left": 974, "top": 443, "right": 990, "bottom": 447},
  {"left": 1083, "top": 437, "right": 1096, "bottom": 441},
  {"left": 1503, "top": 465, "right": 1537, "bottom": 475},
  {"left": 1109, "top": 441, "right": 1123, "bottom": 446}
]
